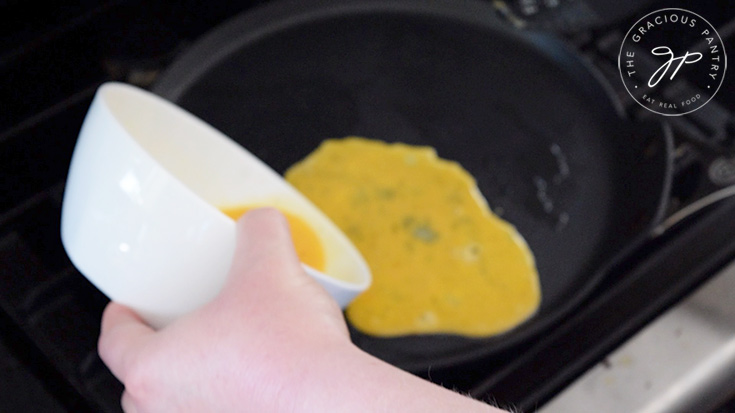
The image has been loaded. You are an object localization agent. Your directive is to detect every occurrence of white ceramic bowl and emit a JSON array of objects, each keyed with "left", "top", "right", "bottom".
[{"left": 60, "top": 82, "right": 371, "bottom": 328}]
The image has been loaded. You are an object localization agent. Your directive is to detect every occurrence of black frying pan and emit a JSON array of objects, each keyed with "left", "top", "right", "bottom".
[{"left": 152, "top": 0, "right": 672, "bottom": 371}]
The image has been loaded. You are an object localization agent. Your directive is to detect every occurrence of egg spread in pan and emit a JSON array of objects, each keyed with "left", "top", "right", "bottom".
[{"left": 286, "top": 137, "right": 541, "bottom": 337}]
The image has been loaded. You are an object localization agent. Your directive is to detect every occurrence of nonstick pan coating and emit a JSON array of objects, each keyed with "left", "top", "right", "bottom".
[{"left": 153, "top": 0, "right": 672, "bottom": 371}]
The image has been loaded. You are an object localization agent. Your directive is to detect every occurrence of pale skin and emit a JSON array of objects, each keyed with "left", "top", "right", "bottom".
[{"left": 98, "top": 208, "right": 507, "bottom": 412}]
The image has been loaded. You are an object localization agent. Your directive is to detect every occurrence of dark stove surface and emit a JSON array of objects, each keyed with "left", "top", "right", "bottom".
[{"left": 1, "top": 1, "right": 734, "bottom": 412}]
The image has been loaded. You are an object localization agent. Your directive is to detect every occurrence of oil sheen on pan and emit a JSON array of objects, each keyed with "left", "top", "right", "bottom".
[{"left": 285, "top": 137, "right": 541, "bottom": 337}]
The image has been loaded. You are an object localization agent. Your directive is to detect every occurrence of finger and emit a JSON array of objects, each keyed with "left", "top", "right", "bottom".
[
  {"left": 98, "top": 302, "right": 155, "bottom": 382},
  {"left": 121, "top": 390, "right": 137, "bottom": 413},
  {"left": 227, "top": 207, "right": 303, "bottom": 287}
]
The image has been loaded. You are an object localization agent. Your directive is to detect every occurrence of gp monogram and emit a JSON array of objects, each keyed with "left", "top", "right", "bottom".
[{"left": 619, "top": 8, "right": 727, "bottom": 116}]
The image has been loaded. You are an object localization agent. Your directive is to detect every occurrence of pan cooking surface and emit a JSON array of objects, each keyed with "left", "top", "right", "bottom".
[{"left": 153, "top": 0, "right": 670, "bottom": 370}]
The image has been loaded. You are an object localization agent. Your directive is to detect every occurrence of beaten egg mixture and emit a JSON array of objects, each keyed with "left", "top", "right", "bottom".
[
  {"left": 220, "top": 206, "right": 326, "bottom": 273},
  {"left": 286, "top": 137, "right": 541, "bottom": 337}
]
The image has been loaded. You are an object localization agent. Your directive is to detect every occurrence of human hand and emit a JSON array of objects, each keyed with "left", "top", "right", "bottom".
[
  {"left": 98, "top": 208, "right": 352, "bottom": 412},
  {"left": 98, "top": 208, "right": 505, "bottom": 412}
]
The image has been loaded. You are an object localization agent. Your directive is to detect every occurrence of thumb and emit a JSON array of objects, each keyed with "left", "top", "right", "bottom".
[
  {"left": 224, "top": 207, "right": 305, "bottom": 292},
  {"left": 224, "top": 207, "right": 348, "bottom": 336}
]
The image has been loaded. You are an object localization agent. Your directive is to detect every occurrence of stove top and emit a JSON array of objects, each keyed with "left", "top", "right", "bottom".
[{"left": 1, "top": 1, "right": 734, "bottom": 412}]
